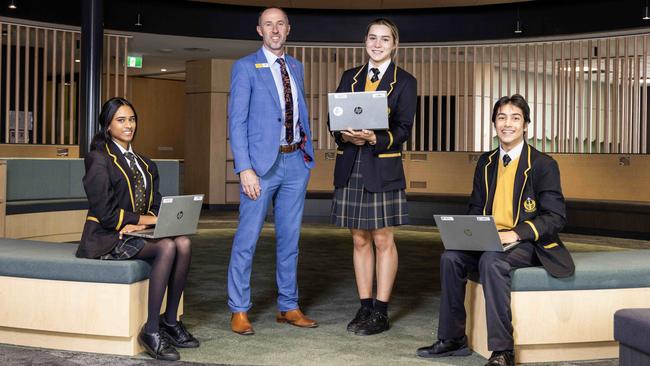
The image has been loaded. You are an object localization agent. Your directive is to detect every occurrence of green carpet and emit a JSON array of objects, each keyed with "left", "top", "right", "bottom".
[
  {"left": 0, "top": 221, "right": 636, "bottom": 366},
  {"left": 174, "top": 222, "right": 627, "bottom": 366}
]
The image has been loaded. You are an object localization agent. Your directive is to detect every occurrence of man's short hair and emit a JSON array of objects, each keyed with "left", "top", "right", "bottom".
[
  {"left": 491, "top": 94, "right": 531, "bottom": 124},
  {"left": 258, "top": 6, "right": 289, "bottom": 25}
]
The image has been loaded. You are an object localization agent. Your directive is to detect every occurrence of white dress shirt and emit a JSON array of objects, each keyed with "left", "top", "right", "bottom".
[
  {"left": 262, "top": 46, "right": 301, "bottom": 145},
  {"left": 112, "top": 139, "right": 147, "bottom": 189},
  {"left": 499, "top": 140, "right": 524, "bottom": 165},
  {"left": 367, "top": 59, "right": 391, "bottom": 82}
]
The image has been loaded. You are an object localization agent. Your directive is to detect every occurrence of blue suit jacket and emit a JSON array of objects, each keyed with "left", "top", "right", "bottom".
[{"left": 228, "top": 48, "right": 315, "bottom": 176}]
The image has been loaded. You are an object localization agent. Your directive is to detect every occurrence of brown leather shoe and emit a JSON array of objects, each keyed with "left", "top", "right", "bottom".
[
  {"left": 276, "top": 309, "right": 318, "bottom": 328},
  {"left": 231, "top": 312, "right": 254, "bottom": 335}
]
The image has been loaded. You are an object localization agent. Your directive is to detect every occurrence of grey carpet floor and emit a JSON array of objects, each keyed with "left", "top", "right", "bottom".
[{"left": 2, "top": 214, "right": 644, "bottom": 366}]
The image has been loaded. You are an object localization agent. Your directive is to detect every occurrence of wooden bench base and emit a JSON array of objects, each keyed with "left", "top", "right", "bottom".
[
  {"left": 5, "top": 210, "right": 86, "bottom": 242},
  {"left": 0, "top": 275, "right": 182, "bottom": 356},
  {"left": 465, "top": 280, "right": 650, "bottom": 363}
]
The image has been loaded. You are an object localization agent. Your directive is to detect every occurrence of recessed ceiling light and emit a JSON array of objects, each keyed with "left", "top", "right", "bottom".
[
  {"left": 159, "top": 48, "right": 174, "bottom": 53},
  {"left": 75, "top": 59, "right": 80, "bottom": 63},
  {"left": 161, "top": 68, "right": 167, "bottom": 72}
]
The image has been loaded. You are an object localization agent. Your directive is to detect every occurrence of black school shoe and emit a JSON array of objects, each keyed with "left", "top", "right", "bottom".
[
  {"left": 138, "top": 327, "right": 180, "bottom": 361},
  {"left": 485, "top": 350, "right": 515, "bottom": 366},
  {"left": 416, "top": 335, "right": 471, "bottom": 358},
  {"left": 347, "top": 306, "right": 374, "bottom": 332},
  {"left": 354, "top": 310, "right": 389, "bottom": 336},
  {"left": 159, "top": 317, "right": 200, "bottom": 348}
]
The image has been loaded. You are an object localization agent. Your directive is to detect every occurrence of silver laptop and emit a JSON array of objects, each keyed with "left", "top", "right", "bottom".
[
  {"left": 127, "top": 194, "right": 204, "bottom": 239},
  {"left": 328, "top": 91, "right": 389, "bottom": 131},
  {"left": 434, "top": 215, "right": 520, "bottom": 252}
]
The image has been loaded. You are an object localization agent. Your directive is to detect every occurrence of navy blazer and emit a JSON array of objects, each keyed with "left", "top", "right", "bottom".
[
  {"left": 76, "top": 141, "right": 162, "bottom": 259},
  {"left": 469, "top": 143, "right": 575, "bottom": 278},
  {"left": 331, "top": 62, "right": 417, "bottom": 192}
]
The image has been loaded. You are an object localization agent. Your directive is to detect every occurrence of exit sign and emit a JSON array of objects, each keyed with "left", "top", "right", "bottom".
[{"left": 127, "top": 56, "right": 142, "bottom": 68}]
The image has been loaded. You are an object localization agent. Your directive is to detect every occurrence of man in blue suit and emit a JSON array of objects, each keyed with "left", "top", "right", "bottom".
[{"left": 227, "top": 7, "right": 317, "bottom": 335}]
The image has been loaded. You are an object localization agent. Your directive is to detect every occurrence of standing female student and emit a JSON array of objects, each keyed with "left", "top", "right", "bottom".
[
  {"left": 330, "top": 18, "right": 417, "bottom": 336},
  {"left": 76, "top": 97, "right": 199, "bottom": 361}
]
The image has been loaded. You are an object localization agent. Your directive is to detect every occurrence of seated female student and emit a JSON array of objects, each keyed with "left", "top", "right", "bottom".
[{"left": 76, "top": 97, "right": 199, "bottom": 361}]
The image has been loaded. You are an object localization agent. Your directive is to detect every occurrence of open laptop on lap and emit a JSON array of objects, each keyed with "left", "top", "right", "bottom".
[
  {"left": 328, "top": 91, "right": 389, "bottom": 131},
  {"left": 434, "top": 215, "right": 520, "bottom": 252},
  {"left": 127, "top": 194, "right": 204, "bottom": 239}
]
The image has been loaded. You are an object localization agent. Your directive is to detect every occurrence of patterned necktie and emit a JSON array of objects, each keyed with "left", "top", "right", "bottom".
[
  {"left": 124, "top": 152, "right": 147, "bottom": 214},
  {"left": 370, "top": 67, "right": 380, "bottom": 83},
  {"left": 503, "top": 154, "right": 511, "bottom": 167},
  {"left": 277, "top": 57, "right": 294, "bottom": 144}
]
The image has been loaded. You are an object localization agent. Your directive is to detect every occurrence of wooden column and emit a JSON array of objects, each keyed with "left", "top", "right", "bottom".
[{"left": 184, "top": 59, "right": 234, "bottom": 206}]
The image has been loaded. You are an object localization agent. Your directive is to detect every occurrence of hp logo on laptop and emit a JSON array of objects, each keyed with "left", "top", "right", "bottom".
[
  {"left": 177, "top": 211, "right": 184, "bottom": 220},
  {"left": 463, "top": 229, "right": 472, "bottom": 237},
  {"left": 354, "top": 106, "right": 363, "bottom": 115}
]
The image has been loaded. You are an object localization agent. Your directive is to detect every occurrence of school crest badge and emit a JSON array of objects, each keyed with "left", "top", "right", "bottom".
[{"left": 524, "top": 197, "right": 536, "bottom": 213}]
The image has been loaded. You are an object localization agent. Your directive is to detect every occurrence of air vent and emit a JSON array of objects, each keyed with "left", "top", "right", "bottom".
[
  {"left": 410, "top": 153, "right": 427, "bottom": 161},
  {"left": 410, "top": 181, "right": 427, "bottom": 189}
]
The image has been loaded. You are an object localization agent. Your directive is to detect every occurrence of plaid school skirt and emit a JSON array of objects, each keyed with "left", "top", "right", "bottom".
[
  {"left": 331, "top": 150, "right": 408, "bottom": 230},
  {"left": 100, "top": 236, "right": 146, "bottom": 260}
]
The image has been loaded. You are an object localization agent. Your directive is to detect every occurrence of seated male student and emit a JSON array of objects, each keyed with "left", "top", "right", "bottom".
[{"left": 416, "top": 94, "right": 575, "bottom": 366}]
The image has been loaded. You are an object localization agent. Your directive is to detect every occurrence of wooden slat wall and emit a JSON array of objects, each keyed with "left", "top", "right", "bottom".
[
  {"left": 102, "top": 35, "right": 129, "bottom": 103},
  {"left": 0, "top": 20, "right": 129, "bottom": 147},
  {"left": 287, "top": 33, "right": 650, "bottom": 154}
]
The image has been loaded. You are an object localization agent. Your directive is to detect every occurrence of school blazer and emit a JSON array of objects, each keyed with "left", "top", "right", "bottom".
[
  {"left": 228, "top": 48, "right": 314, "bottom": 177},
  {"left": 331, "top": 62, "right": 417, "bottom": 192},
  {"left": 76, "top": 141, "right": 162, "bottom": 259},
  {"left": 468, "top": 143, "right": 575, "bottom": 278}
]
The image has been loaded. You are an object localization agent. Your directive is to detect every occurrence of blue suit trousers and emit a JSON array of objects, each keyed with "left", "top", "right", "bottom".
[{"left": 227, "top": 150, "right": 310, "bottom": 312}]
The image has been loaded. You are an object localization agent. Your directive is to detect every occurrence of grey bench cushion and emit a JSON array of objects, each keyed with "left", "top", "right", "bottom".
[
  {"left": 615, "top": 308, "right": 650, "bottom": 354},
  {"left": 470, "top": 250, "right": 650, "bottom": 291},
  {"left": 6, "top": 159, "right": 85, "bottom": 201},
  {"left": 155, "top": 160, "right": 181, "bottom": 197},
  {"left": 510, "top": 250, "right": 650, "bottom": 291},
  {"left": 0, "top": 239, "right": 150, "bottom": 284}
]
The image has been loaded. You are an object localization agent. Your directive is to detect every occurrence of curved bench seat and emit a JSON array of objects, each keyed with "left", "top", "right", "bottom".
[
  {"left": 466, "top": 250, "right": 650, "bottom": 364},
  {"left": 0, "top": 239, "right": 150, "bottom": 284},
  {"left": 0, "top": 238, "right": 181, "bottom": 356},
  {"left": 509, "top": 250, "right": 650, "bottom": 291}
]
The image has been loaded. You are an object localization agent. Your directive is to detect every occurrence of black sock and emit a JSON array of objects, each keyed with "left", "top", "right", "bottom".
[
  {"left": 374, "top": 299, "right": 388, "bottom": 316},
  {"left": 360, "top": 298, "right": 374, "bottom": 309}
]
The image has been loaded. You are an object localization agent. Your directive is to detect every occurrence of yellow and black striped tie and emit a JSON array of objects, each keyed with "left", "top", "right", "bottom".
[{"left": 124, "top": 152, "right": 147, "bottom": 214}]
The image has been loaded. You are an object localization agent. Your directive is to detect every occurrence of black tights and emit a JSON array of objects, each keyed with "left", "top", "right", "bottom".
[{"left": 133, "top": 236, "right": 192, "bottom": 333}]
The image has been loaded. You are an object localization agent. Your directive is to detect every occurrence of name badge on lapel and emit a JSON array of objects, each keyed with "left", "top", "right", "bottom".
[
  {"left": 524, "top": 197, "right": 537, "bottom": 213},
  {"left": 255, "top": 63, "right": 270, "bottom": 69}
]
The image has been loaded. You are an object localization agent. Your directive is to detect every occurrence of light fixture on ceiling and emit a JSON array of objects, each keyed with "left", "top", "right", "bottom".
[
  {"left": 75, "top": 59, "right": 80, "bottom": 63},
  {"left": 161, "top": 68, "right": 167, "bottom": 72},
  {"left": 135, "top": 0, "right": 143, "bottom": 27},
  {"left": 514, "top": 6, "right": 523, "bottom": 34},
  {"left": 644, "top": 0, "right": 650, "bottom": 20},
  {"left": 8, "top": 0, "right": 17, "bottom": 9}
]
